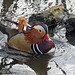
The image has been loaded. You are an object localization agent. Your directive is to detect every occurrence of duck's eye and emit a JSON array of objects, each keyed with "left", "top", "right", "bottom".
[{"left": 38, "top": 30, "right": 42, "bottom": 32}]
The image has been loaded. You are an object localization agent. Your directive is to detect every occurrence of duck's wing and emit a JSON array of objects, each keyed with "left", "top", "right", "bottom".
[{"left": 0, "top": 22, "right": 18, "bottom": 38}]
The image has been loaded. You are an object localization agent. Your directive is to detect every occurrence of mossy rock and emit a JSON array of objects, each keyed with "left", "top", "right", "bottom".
[
  {"left": 28, "top": 4, "right": 68, "bottom": 28},
  {"left": 43, "top": 4, "right": 65, "bottom": 20}
]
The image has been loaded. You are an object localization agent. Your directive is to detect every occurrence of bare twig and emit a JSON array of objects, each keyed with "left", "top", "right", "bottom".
[{"left": 1, "top": 19, "right": 18, "bottom": 25}]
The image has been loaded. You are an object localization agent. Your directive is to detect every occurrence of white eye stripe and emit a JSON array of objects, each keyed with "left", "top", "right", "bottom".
[{"left": 33, "top": 25, "right": 45, "bottom": 33}]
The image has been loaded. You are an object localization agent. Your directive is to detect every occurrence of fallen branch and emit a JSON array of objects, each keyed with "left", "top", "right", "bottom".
[{"left": 1, "top": 19, "right": 18, "bottom": 25}]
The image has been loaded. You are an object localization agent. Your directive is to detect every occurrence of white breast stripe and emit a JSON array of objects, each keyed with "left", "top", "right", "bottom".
[
  {"left": 33, "top": 44, "right": 38, "bottom": 54},
  {"left": 36, "top": 44, "right": 43, "bottom": 54}
]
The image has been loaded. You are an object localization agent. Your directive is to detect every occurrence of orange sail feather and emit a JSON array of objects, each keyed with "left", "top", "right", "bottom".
[{"left": 18, "top": 16, "right": 29, "bottom": 32}]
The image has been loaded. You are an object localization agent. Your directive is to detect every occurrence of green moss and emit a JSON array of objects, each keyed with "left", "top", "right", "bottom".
[{"left": 69, "top": 14, "right": 75, "bottom": 19}]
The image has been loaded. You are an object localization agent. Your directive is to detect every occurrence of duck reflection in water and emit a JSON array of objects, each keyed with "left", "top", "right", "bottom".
[
  {"left": 25, "top": 54, "right": 53, "bottom": 75},
  {"left": 0, "top": 48, "right": 54, "bottom": 75}
]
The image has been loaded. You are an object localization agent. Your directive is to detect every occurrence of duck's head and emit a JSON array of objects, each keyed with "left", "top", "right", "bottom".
[
  {"left": 25, "top": 23, "right": 54, "bottom": 45},
  {"left": 31, "top": 23, "right": 48, "bottom": 38}
]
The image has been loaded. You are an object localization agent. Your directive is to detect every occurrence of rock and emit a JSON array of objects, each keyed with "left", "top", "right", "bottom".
[
  {"left": 43, "top": 4, "right": 68, "bottom": 26},
  {"left": 66, "top": 14, "right": 75, "bottom": 34},
  {"left": 66, "top": 30, "right": 75, "bottom": 45},
  {"left": 28, "top": 4, "right": 68, "bottom": 28}
]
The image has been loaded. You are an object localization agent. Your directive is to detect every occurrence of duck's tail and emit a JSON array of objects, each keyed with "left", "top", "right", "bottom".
[
  {"left": 0, "top": 22, "right": 18, "bottom": 38},
  {"left": 0, "top": 22, "right": 8, "bottom": 35}
]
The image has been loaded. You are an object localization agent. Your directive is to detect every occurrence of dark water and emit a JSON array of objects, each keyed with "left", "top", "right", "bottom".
[
  {"left": 0, "top": 47, "right": 54, "bottom": 75},
  {"left": 0, "top": 0, "right": 75, "bottom": 75}
]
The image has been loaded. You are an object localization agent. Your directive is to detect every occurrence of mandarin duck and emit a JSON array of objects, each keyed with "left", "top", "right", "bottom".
[{"left": 0, "top": 16, "right": 55, "bottom": 54}]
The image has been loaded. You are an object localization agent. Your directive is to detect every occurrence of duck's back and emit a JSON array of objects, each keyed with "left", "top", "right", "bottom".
[{"left": 8, "top": 33, "right": 33, "bottom": 53}]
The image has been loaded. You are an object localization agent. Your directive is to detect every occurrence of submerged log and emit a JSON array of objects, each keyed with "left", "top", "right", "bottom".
[{"left": 28, "top": 4, "right": 68, "bottom": 28}]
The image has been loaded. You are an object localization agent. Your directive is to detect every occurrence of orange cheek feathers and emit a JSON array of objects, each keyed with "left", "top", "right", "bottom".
[
  {"left": 18, "top": 16, "right": 29, "bottom": 33},
  {"left": 25, "top": 29, "right": 45, "bottom": 44}
]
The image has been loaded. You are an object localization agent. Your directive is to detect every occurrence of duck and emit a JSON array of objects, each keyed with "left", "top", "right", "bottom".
[{"left": 0, "top": 16, "right": 55, "bottom": 55}]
